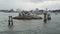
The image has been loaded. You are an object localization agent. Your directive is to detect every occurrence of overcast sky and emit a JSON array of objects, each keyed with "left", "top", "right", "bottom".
[{"left": 0, "top": 0, "right": 60, "bottom": 10}]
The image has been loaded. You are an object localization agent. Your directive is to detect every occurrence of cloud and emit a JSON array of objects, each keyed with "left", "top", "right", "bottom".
[
  {"left": 0, "top": 0, "right": 60, "bottom": 10},
  {"left": 24, "top": 0, "right": 60, "bottom": 3},
  {"left": 21, "top": 1, "right": 60, "bottom": 10}
]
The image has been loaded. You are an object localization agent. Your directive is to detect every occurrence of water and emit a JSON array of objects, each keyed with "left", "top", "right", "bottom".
[{"left": 0, "top": 12, "right": 60, "bottom": 34}]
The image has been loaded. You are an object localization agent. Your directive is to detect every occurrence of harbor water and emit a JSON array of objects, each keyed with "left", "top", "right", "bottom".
[{"left": 0, "top": 12, "right": 60, "bottom": 34}]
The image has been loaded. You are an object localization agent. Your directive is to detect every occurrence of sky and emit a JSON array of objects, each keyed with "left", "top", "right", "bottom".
[{"left": 0, "top": 0, "right": 60, "bottom": 10}]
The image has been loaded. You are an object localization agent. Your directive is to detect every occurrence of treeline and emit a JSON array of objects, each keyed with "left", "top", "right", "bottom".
[{"left": 52, "top": 9, "right": 60, "bottom": 12}]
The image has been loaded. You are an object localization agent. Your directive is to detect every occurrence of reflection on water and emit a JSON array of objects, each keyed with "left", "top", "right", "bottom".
[{"left": 0, "top": 12, "right": 60, "bottom": 34}]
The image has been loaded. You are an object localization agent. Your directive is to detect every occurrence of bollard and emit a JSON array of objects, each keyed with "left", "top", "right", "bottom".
[
  {"left": 47, "top": 14, "right": 51, "bottom": 20},
  {"left": 11, "top": 19, "right": 13, "bottom": 26},
  {"left": 8, "top": 16, "right": 13, "bottom": 26},
  {"left": 44, "top": 13, "right": 47, "bottom": 23},
  {"left": 44, "top": 19, "right": 47, "bottom": 23},
  {"left": 44, "top": 13, "right": 47, "bottom": 19}
]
